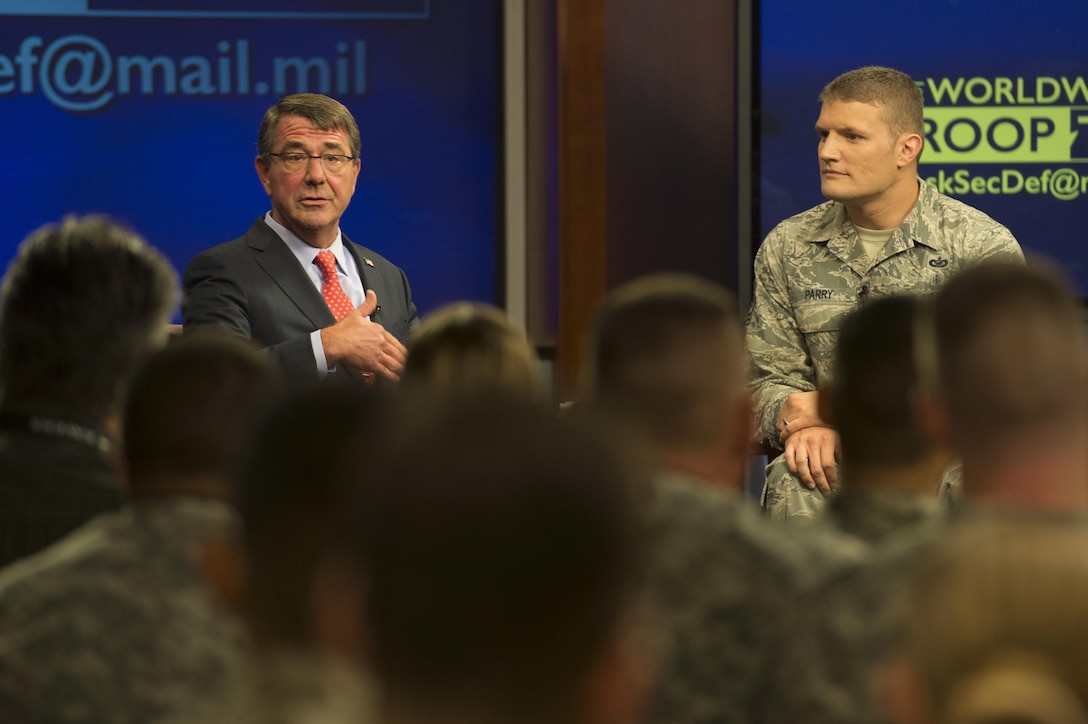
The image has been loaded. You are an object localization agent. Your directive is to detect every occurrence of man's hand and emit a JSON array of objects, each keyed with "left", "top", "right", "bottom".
[
  {"left": 783, "top": 425, "right": 840, "bottom": 494},
  {"left": 320, "top": 290, "right": 408, "bottom": 382},
  {"left": 776, "top": 390, "right": 827, "bottom": 443}
]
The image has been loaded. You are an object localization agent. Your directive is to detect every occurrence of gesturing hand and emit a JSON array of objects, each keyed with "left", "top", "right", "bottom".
[{"left": 320, "top": 290, "right": 408, "bottom": 381}]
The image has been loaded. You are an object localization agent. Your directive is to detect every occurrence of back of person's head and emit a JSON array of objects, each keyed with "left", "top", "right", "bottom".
[
  {"left": 0, "top": 215, "right": 179, "bottom": 423},
  {"left": 351, "top": 395, "right": 646, "bottom": 723},
  {"left": 401, "top": 302, "right": 540, "bottom": 400},
  {"left": 831, "top": 295, "right": 934, "bottom": 479},
  {"left": 122, "top": 332, "right": 281, "bottom": 500},
  {"left": 584, "top": 273, "right": 747, "bottom": 470},
  {"left": 820, "top": 65, "right": 925, "bottom": 139},
  {"left": 922, "top": 260, "right": 1087, "bottom": 464},
  {"left": 889, "top": 518, "right": 1088, "bottom": 724},
  {"left": 232, "top": 384, "right": 389, "bottom": 648}
]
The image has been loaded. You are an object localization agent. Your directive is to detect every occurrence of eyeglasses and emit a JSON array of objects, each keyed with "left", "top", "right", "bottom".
[{"left": 267, "top": 152, "right": 357, "bottom": 174}]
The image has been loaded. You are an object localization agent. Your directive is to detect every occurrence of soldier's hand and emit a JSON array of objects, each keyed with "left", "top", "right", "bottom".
[
  {"left": 777, "top": 390, "right": 828, "bottom": 443},
  {"left": 783, "top": 425, "right": 840, "bottom": 494}
]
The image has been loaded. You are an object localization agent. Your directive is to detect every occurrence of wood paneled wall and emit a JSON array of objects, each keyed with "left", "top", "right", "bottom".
[{"left": 552, "top": 0, "right": 742, "bottom": 400}]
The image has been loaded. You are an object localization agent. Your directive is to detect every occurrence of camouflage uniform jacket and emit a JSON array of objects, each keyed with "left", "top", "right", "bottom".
[
  {"left": 820, "top": 487, "right": 945, "bottom": 546},
  {"left": 0, "top": 498, "right": 245, "bottom": 724},
  {"left": 643, "top": 470, "right": 863, "bottom": 723},
  {"left": 768, "top": 509, "right": 1088, "bottom": 724},
  {"left": 747, "top": 180, "right": 1023, "bottom": 447},
  {"left": 767, "top": 519, "right": 944, "bottom": 724},
  {"left": 174, "top": 650, "right": 377, "bottom": 724}
]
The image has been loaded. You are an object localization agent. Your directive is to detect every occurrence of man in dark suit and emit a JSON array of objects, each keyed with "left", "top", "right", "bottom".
[{"left": 183, "top": 93, "right": 415, "bottom": 384}]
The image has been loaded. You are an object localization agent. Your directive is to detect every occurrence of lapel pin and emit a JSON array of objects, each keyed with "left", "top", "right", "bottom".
[{"left": 363, "top": 257, "right": 375, "bottom": 267}]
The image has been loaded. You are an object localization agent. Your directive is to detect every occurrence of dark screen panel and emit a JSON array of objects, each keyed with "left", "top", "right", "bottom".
[{"left": 0, "top": 0, "right": 500, "bottom": 318}]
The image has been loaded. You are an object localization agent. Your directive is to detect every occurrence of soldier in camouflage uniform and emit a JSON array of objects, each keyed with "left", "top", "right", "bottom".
[
  {"left": 747, "top": 66, "right": 1023, "bottom": 520},
  {"left": 0, "top": 334, "right": 281, "bottom": 723},
  {"left": 586, "top": 274, "right": 863, "bottom": 723},
  {"left": 815, "top": 295, "right": 948, "bottom": 545}
]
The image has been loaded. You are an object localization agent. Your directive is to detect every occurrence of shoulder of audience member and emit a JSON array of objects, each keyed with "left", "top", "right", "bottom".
[
  {"left": 805, "top": 513, "right": 948, "bottom": 606},
  {"left": 0, "top": 499, "right": 234, "bottom": 614},
  {"left": 645, "top": 471, "right": 865, "bottom": 589}
]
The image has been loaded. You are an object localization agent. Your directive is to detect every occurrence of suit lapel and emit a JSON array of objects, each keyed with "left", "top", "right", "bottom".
[
  {"left": 342, "top": 235, "right": 389, "bottom": 323},
  {"left": 248, "top": 219, "right": 335, "bottom": 328}
]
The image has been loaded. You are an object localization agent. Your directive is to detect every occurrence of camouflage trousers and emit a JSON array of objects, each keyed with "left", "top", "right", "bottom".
[
  {"left": 761, "top": 456, "right": 963, "bottom": 520},
  {"left": 760, "top": 455, "right": 834, "bottom": 521},
  {"left": 936, "top": 462, "right": 963, "bottom": 508}
]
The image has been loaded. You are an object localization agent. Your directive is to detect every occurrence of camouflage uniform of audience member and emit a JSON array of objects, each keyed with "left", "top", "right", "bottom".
[
  {"left": 770, "top": 508, "right": 1088, "bottom": 723},
  {"left": 0, "top": 498, "right": 245, "bottom": 723},
  {"left": 644, "top": 470, "right": 863, "bottom": 723},
  {"left": 819, "top": 486, "right": 945, "bottom": 546},
  {"left": 749, "top": 180, "right": 1022, "bottom": 519},
  {"left": 766, "top": 519, "right": 943, "bottom": 724},
  {"left": 177, "top": 651, "right": 376, "bottom": 724}
]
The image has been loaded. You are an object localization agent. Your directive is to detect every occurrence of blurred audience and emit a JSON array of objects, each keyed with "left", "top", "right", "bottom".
[
  {"left": 401, "top": 301, "right": 541, "bottom": 400},
  {"left": 0, "top": 332, "right": 280, "bottom": 723},
  {"left": 1, "top": 215, "right": 1080, "bottom": 724},
  {"left": 583, "top": 272, "right": 861, "bottom": 723},
  {"left": 0, "top": 215, "right": 179, "bottom": 566},
  {"left": 320, "top": 395, "right": 652, "bottom": 724},
  {"left": 194, "top": 384, "right": 391, "bottom": 723}
]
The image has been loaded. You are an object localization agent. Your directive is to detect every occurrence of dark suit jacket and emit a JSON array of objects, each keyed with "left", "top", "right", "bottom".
[
  {"left": 182, "top": 217, "right": 417, "bottom": 384},
  {"left": 0, "top": 429, "right": 122, "bottom": 569}
]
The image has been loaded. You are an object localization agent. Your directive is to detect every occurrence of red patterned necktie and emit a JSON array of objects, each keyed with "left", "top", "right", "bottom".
[{"left": 314, "top": 250, "right": 354, "bottom": 322}]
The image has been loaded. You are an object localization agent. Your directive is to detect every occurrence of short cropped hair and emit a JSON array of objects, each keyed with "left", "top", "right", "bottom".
[
  {"left": 257, "top": 93, "right": 362, "bottom": 160},
  {"left": 122, "top": 332, "right": 281, "bottom": 498},
  {"left": 402, "top": 302, "right": 540, "bottom": 400},
  {"left": 820, "top": 66, "right": 925, "bottom": 140},
  {"left": 925, "top": 260, "right": 1086, "bottom": 458},
  {"left": 354, "top": 396, "right": 641, "bottom": 717},
  {"left": 0, "top": 215, "right": 178, "bottom": 422},
  {"left": 586, "top": 273, "right": 745, "bottom": 448},
  {"left": 832, "top": 295, "right": 929, "bottom": 471}
]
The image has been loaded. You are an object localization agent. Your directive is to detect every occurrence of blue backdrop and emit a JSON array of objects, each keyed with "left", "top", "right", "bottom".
[
  {"left": 0, "top": 0, "right": 501, "bottom": 319},
  {"left": 760, "top": 0, "right": 1088, "bottom": 294}
]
